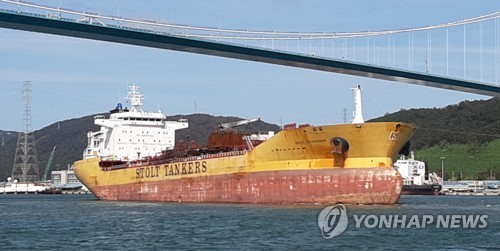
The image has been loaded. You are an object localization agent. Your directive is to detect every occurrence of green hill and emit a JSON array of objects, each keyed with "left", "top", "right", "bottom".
[
  {"left": 370, "top": 97, "right": 500, "bottom": 180},
  {"left": 369, "top": 98, "right": 500, "bottom": 149},
  {"left": 412, "top": 139, "right": 500, "bottom": 180}
]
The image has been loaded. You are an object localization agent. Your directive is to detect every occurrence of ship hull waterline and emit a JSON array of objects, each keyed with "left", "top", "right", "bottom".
[
  {"left": 76, "top": 166, "right": 402, "bottom": 205},
  {"left": 401, "top": 184, "right": 442, "bottom": 196}
]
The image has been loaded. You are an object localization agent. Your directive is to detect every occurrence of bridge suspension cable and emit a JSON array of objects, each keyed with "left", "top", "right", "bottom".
[{"left": 2, "top": 0, "right": 500, "bottom": 40}]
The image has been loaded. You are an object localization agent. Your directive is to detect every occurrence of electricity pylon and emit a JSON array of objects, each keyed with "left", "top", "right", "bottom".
[{"left": 12, "top": 81, "right": 39, "bottom": 182}]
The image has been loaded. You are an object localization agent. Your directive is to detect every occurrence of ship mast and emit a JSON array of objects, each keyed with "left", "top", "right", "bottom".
[
  {"left": 125, "top": 84, "right": 144, "bottom": 112},
  {"left": 351, "top": 85, "right": 365, "bottom": 124}
]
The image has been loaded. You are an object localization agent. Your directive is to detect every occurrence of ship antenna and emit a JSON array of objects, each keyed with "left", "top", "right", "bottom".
[{"left": 351, "top": 85, "right": 365, "bottom": 124}]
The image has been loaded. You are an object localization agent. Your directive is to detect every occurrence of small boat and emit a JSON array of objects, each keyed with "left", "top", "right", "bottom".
[
  {"left": 58, "top": 183, "right": 84, "bottom": 191},
  {"left": 394, "top": 152, "right": 442, "bottom": 195},
  {"left": 487, "top": 184, "right": 498, "bottom": 190}
]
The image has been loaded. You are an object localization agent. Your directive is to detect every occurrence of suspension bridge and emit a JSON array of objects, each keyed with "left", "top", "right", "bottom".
[{"left": 1, "top": 0, "right": 500, "bottom": 96}]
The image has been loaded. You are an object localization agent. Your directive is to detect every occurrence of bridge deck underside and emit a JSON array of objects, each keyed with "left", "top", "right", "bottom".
[{"left": 1, "top": 11, "right": 499, "bottom": 96}]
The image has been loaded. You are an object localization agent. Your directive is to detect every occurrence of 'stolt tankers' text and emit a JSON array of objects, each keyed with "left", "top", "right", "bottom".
[{"left": 135, "top": 161, "right": 207, "bottom": 179}]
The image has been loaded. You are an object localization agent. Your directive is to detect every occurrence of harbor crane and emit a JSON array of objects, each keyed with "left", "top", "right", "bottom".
[{"left": 42, "top": 146, "right": 56, "bottom": 181}]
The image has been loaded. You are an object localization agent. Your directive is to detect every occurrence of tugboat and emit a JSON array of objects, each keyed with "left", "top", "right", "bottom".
[{"left": 394, "top": 152, "right": 442, "bottom": 195}]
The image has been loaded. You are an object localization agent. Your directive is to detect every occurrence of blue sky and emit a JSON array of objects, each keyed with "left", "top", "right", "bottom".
[{"left": 1, "top": 0, "right": 499, "bottom": 131}]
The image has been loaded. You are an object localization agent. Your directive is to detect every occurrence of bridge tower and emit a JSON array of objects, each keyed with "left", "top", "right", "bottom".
[{"left": 11, "top": 81, "right": 39, "bottom": 182}]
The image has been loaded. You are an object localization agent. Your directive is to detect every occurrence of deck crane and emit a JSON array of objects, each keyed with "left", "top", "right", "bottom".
[{"left": 217, "top": 118, "right": 260, "bottom": 133}]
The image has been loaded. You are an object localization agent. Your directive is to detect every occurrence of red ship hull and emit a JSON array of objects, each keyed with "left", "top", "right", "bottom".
[{"left": 91, "top": 167, "right": 402, "bottom": 205}]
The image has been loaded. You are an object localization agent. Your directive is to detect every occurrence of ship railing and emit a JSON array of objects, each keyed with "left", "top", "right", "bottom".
[
  {"left": 176, "top": 149, "right": 248, "bottom": 162},
  {"left": 100, "top": 149, "right": 249, "bottom": 170}
]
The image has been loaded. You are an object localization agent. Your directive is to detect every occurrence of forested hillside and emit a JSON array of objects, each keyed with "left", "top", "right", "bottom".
[
  {"left": 370, "top": 97, "right": 500, "bottom": 179},
  {"left": 369, "top": 97, "right": 500, "bottom": 149}
]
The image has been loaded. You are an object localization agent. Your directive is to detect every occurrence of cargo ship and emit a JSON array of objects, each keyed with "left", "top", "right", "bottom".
[
  {"left": 394, "top": 152, "right": 442, "bottom": 195},
  {"left": 74, "top": 85, "right": 416, "bottom": 204}
]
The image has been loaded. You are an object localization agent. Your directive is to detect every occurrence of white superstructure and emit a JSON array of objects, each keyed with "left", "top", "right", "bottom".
[{"left": 83, "top": 85, "right": 188, "bottom": 161}]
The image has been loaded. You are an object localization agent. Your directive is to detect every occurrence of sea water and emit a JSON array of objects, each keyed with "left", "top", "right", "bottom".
[{"left": 0, "top": 194, "right": 498, "bottom": 250}]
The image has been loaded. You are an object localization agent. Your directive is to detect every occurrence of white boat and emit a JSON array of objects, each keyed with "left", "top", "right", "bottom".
[
  {"left": 0, "top": 177, "right": 49, "bottom": 194},
  {"left": 487, "top": 184, "right": 498, "bottom": 189}
]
